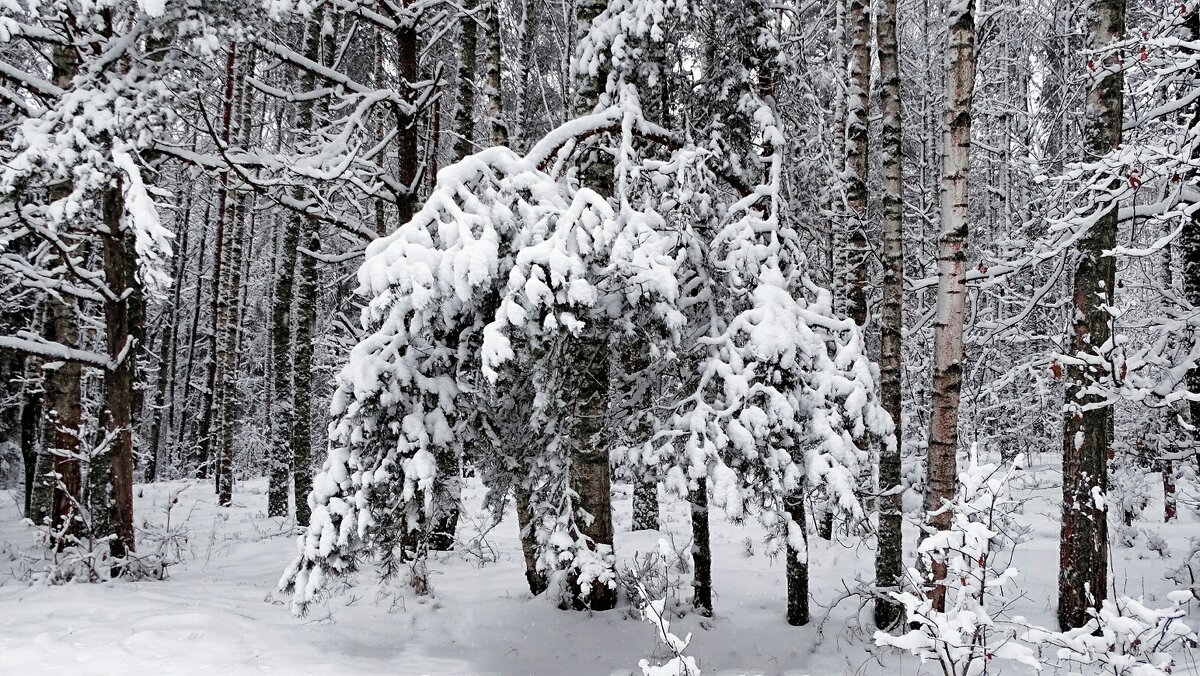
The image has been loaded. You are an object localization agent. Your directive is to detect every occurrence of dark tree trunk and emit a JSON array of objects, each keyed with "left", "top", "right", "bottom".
[
  {"left": 427, "top": 446, "right": 462, "bottom": 551},
  {"left": 101, "top": 175, "right": 138, "bottom": 565},
  {"left": 453, "top": 0, "right": 479, "bottom": 161},
  {"left": 842, "top": 0, "right": 871, "bottom": 329},
  {"left": 176, "top": 202, "right": 209, "bottom": 465},
  {"left": 484, "top": 0, "right": 507, "bottom": 147},
  {"left": 19, "top": 357, "right": 43, "bottom": 516},
  {"left": 785, "top": 487, "right": 808, "bottom": 626},
  {"left": 147, "top": 182, "right": 192, "bottom": 482},
  {"left": 1057, "top": 0, "right": 1124, "bottom": 632},
  {"left": 874, "top": 0, "right": 905, "bottom": 631},
  {"left": 197, "top": 46, "right": 238, "bottom": 480},
  {"left": 396, "top": 14, "right": 420, "bottom": 225},
  {"left": 563, "top": 0, "right": 617, "bottom": 613},
  {"left": 515, "top": 485, "right": 547, "bottom": 595},
  {"left": 39, "top": 297, "right": 82, "bottom": 546},
  {"left": 291, "top": 14, "right": 338, "bottom": 528},
  {"left": 217, "top": 52, "right": 256, "bottom": 507},
  {"left": 690, "top": 480, "right": 712, "bottom": 617},
  {"left": 566, "top": 332, "right": 616, "bottom": 611},
  {"left": 269, "top": 12, "right": 324, "bottom": 520}
]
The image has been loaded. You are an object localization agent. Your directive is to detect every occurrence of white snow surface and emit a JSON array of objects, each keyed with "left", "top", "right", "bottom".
[{"left": 0, "top": 460, "right": 1197, "bottom": 675}]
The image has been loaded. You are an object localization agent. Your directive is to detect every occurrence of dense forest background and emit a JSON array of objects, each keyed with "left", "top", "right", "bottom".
[{"left": 0, "top": 0, "right": 1198, "bottom": 672}]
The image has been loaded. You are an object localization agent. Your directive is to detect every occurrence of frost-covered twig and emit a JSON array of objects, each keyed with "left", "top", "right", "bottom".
[{"left": 630, "top": 577, "right": 700, "bottom": 676}]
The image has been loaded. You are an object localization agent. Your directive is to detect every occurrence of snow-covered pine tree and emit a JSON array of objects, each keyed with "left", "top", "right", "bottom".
[{"left": 281, "top": 0, "right": 892, "bottom": 620}]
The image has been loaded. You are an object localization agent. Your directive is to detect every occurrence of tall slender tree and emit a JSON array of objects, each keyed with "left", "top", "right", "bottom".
[
  {"left": 566, "top": 0, "right": 618, "bottom": 612},
  {"left": 268, "top": 12, "right": 324, "bottom": 520},
  {"left": 874, "top": 0, "right": 905, "bottom": 630},
  {"left": 1057, "top": 0, "right": 1125, "bottom": 631},
  {"left": 925, "top": 0, "right": 978, "bottom": 613}
]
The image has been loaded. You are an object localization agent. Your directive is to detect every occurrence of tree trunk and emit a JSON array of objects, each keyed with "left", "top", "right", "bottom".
[
  {"left": 269, "top": 12, "right": 325, "bottom": 520},
  {"left": 515, "top": 0, "right": 539, "bottom": 150},
  {"left": 291, "top": 13, "right": 340, "bottom": 528},
  {"left": 566, "top": 331, "right": 616, "bottom": 611},
  {"left": 216, "top": 51, "right": 256, "bottom": 507},
  {"left": 396, "top": 13, "right": 420, "bottom": 226},
  {"left": 559, "top": 0, "right": 617, "bottom": 612},
  {"left": 785, "top": 487, "right": 808, "bottom": 625},
  {"left": 101, "top": 175, "right": 138, "bottom": 564},
  {"left": 691, "top": 480, "right": 712, "bottom": 617},
  {"left": 453, "top": 0, "right": 479, "bottom": 161},
  {"left": 925, "top": 0, "right": 977, "bottom": 614},
  {"left": 145, "top": 314, "right": 171, "bottom": 484},
  {"left": 1163, "top": 461, "right": 1176, "bottom": 522},
  {"left": 515, "top": 484, "right": 547, "bottom": 595},
  {"left": 1058, "top": 0, "right": 1124, "bottom": 631},
  {"left": 289, "top": 187, "right": 319, "bottom": 527},
  {"left": 427, "top": 445, "right": 462, "bottom": 551},
  {"left": 197, "top": 46, "right": 238, "bottom": 480},
  {"left": 39, "top": 297, "right": 82, "bottom": 546},
  {"left": 874, "top": 0, "right": 905, "bottom": 631},
  {"left": 843, "top": 0, "right": 871, "bottom": 329},
  {"left": 485, "top": 0, "right": 508, "bottom": 147},
  {"left": 147, "top": 179, "right": 192, "bottom": 482},
  {"left": 19, "top": 355, "right": 43, "bottom": 516},
  {"left": 28, "top": 41, "right": 84, "bottom": 546}
]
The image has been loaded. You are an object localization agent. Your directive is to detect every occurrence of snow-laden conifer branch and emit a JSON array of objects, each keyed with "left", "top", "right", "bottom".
[{"left": 280, "top": 78, "right": 892, "bottom": 612}]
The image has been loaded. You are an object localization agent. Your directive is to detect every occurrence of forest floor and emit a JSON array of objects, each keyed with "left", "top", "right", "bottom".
[{"left": 0, "top": 455, "right": 1196, "bottom": 675}]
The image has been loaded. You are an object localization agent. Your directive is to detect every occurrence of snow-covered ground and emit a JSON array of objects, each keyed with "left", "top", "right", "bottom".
[{"left": 0, "top": 456, "right": 1196, "bottom": 675}]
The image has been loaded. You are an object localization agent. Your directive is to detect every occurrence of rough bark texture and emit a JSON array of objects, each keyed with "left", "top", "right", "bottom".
[
  {"left": 565, "top": 0, "right": 617, "bottom": 612},
  {"left": 690, "top": 481, "right": 712, "bottom": 616},
  {"left": 925, "top": 0, "right": 977, "bottom": 613},
  {"left": 1057, "top": 0, "right": 1124, "bottom": 632},
  {"left": 291, "top": 18, "right": 338, "bottom": 528},
  {"left": 515, "top": 0, "right": 539, "bottom": 151},
  {"left": 567, "top": 329, "right": 617, "bottom": 611},
  {"left": 40, "top": 296, "right": 82, "bottom": 545},
  {"left": 217, "top": 62, "right": 254, "bottom": 508},
  {"left": 427, "top": 445, "right": 462, "bottom": 551},
  {"left": 268, "top": 14, "right": 323, "bottom": 520},
  {"left": 29, "top": 42, "right": 84, "bottom": 546},
  {"left": 197, "top": 46, "right": 238, "bottom": 480},
  {"left": 147, "top": 185, "right": 192, "bottom": 482},
  {"left": 290, "top": 206, "right": 317, "bottom": 525},
  {"left": 622, "top": 337, "right": 659, "bottom": 533},
  {"left": 843, "top": 0, "right": 871, "bottom": 329},
  {"left": 874, "top": 0, "right": 905, "bottom": 631},
  {"left": 785, "top": 488, "right": 809, "bottom": 626},
  {"left": 452, "top": 0, "right": 479, "bottom": 161},
  {"left": 396, "top": 13, "right": 420, "bottom": 226},
  {"left": 515, "top": 485, "right": 547, "bottom": 595},
  {"left": 484, "top": 0, "right": 508, "bottom": 147},
  {"left": 19, "top": 355, "right": 43, "bottom": 516},
  {"left": 101, "top": 176, "right": 137, "bottom": 563}
]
